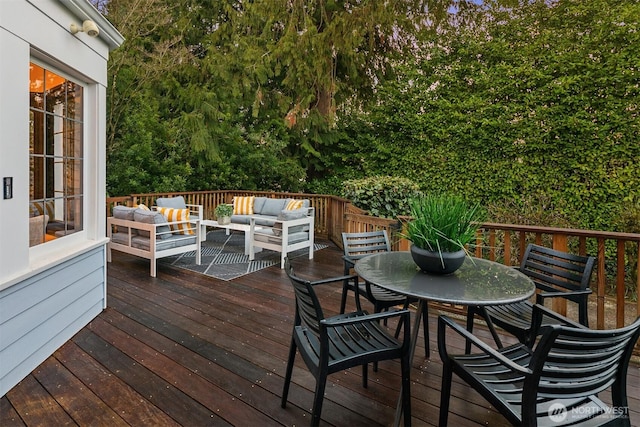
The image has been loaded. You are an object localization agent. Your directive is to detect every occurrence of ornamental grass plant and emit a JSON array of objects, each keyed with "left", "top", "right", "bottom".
[{"left": 403, "top": 194, "right": 485, "bottom": 255}]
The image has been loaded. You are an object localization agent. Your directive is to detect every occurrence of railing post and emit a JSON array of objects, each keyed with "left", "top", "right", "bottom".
[
  {"left": 597, "top": 238, "right": 606, "bottom": 330},
  {"left": 637, "top": 241, "right": 640, "bottom": 318},
  {"left": 552, "top": 234, "right": 569, "bottom": 317},
  {"left": 488, "top": 230, "right": 496, "bottom": 261},
  {"left": 617, "top": 240, "right": 626, "bottom": 327},
  {"left": 503, "top": 231, "right": 512, "bottom": 266}
]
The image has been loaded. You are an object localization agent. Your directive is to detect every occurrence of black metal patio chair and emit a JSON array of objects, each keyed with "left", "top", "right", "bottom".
[
  {"left": 439, "top": 305, "right": 640, "bottom": 426},
  {"left": 466, "top": 243, "right": 595, "bottom": 350},
  {"left": 341, "top": 230, "right": 430, "bottom": 355},
  {"left": 281, "top": 258, "right": 412, "bottom": 427}
]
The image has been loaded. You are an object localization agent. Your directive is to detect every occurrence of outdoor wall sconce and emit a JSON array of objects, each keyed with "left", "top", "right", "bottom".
[{"left": 70, "top": 20, "right": 99, "bottom": 38}]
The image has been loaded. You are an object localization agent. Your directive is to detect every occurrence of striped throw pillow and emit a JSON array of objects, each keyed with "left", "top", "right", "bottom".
[
  {"left": 285, "top": 199, "right": 304, "bottom": 210},
  {"left": 233, "top": 196, "right": 255, "bottom": 215},
  {"left": 31, "top": 200, "right": 56, "bottom": 218},
  {"left": 157, "top": 207, "right": 194, "bottom": 235}
]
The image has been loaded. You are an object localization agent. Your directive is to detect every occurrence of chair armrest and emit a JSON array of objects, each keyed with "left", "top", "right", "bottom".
[
  {"left": 437, "top": 315, "right": 532, "bottom": 375},
  {"left": 250, "top": 215, "right": 313, "bottom": 230},
  {"left": 322, "top": 308, "right": 410, "bottom": 328},
  {"left": 342, "top": 255, "right": 356, "bottom": 269},
  {"left": 530, "top": 304, "right": 585, "bottom": 331},
  {"left": 535, "top": 287, "right": 592, "bottom": 304},
  {"left": 185, "top": 203, "right": 203, "bottom": 218},
  {"left": 309, "top": 274, "right": 359, "bottom": 287}
]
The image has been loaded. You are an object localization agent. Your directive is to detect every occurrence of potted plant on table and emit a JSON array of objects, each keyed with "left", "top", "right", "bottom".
[
  {"left": 214, "top": 203, "right": 234, "bottom": 225},
  {"left": 402, "top": 193, "right": 485, "bottom": 274}
]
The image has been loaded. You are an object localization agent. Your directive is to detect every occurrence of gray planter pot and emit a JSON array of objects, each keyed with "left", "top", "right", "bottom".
[{"left": 410, "top": 245, "right": 466, "bottom": 275}]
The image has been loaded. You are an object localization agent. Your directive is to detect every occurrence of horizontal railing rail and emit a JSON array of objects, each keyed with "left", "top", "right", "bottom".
[{"left": 107, "top": 191, "right": 640, "bottom": 354}]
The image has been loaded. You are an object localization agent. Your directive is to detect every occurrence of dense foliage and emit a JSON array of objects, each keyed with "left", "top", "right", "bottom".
[
  {"left": 98, "top": 0, "right": 640, "bottom": 233},
  {"left": 333, "top": 0, "right": 640, "bottom": 230}
]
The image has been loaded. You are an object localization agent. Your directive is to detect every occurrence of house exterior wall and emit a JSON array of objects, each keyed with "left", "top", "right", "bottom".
[
  {"left": 0, "top": 246, "right": 106, "bottom": 396},
  {"left": 0, "top": 0, "right": 122, "bottom": 397}
]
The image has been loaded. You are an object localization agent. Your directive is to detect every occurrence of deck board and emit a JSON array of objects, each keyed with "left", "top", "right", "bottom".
[{"left": 2, "top": 241, "right": 638, "bottom": 426}]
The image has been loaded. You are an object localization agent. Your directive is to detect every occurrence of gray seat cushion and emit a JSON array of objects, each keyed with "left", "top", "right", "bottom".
[
  {"left": 253, "top": 197, "right": 268, "bottom": 214},
  {"left": 113, "top": 205, "right": 137, "bottom": 220},
  {"left": 278, "top": 207, "right": 308, "bottom": 220},
  {"left": 273, "top": 208, "right": 309, "bottom": 236},
  {"left": 133, "top": 209, "right": 172, "bottom": 239},
  {"left": 253, "top": 229, "right": 309, "bottom": 245},
  {"left": 112, "top": 205, "right": 138, "bottom": 235},
  {"left": 231, "top": 215, "right": 276, "bottom": 226},
  {"left": 155, "top": 196, "right": 186, "bottom": 209},
  {"left": 259, "top": 198, "right": 288, "bottom": 216},
  {"left": 112, "top": 233, "right": 196, "bottom": 251}
]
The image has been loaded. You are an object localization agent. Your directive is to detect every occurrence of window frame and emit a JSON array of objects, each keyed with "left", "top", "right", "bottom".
[{"left": 28, "top": 58, "right": 87, "bottom": 249}]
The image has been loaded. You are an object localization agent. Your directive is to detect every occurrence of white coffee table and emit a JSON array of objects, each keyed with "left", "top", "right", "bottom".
[{"left": 200, "top": 220, "right": 261, "bottom": 255}]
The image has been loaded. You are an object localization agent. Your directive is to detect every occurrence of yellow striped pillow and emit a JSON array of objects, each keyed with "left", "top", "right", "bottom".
[
  {"left": 233, "top": 196, "right": 255, "bottom": 215},
  {"left": 157, "top": 207, "right": 194, "bottom": 235},
  {"left": 285, "top": 199, "right": 304, "bottom": 210},
  {"left": 136, "top": 203, "right": 150, "bottom": 210}
]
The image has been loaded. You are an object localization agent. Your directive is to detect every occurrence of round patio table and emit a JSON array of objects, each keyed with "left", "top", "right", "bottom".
[
  {"left": 354, "top": 251, "right": 535, "bottom": 306},
  {"left": 354, "top": 251, "right": 535, "bottom": 427}
]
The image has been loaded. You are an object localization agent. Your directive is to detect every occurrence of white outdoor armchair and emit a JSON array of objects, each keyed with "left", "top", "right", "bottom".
[{"left": 249, "top": 207, "right": 315, "bottom": 268}]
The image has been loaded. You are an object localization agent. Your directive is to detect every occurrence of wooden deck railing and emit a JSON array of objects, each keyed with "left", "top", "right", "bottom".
[{"left": 107, "top": 190, "right": 640, "bottom": 336}]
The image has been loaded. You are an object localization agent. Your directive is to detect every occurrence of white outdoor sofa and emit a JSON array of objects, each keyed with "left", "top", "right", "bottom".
[{"left": 107, "top": 204, "right": 202, "bottom": 277}]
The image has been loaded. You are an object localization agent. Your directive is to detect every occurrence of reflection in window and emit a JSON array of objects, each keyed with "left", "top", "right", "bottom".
[{"left": 29, "top": 63, "right": 83, "bottom": 246}]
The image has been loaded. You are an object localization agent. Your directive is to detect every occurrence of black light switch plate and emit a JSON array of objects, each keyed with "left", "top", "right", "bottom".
[{"left": 3, "top": 177, "right": 13, "bottom": 199}]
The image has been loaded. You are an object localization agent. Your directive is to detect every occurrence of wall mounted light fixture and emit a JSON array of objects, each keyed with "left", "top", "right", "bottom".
[{"left": 70, "top": 20, "right": 100, "bottom": 38}]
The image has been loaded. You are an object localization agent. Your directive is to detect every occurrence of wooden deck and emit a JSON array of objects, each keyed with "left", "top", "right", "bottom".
[{"left": 2, "top": 241, "right": 639, "bottom": 426}]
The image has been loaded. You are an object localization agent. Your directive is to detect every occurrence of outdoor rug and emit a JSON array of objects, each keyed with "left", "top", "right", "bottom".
[{"left": 159, "top": 229, "right": 328, "bottom": 281}]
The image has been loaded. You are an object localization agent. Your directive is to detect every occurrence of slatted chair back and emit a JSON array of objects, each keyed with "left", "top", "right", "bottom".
[
  {"left": 465, "top": 244, "right": 597, "bottom": 351},
  {"left": 520, "top": 244, "right": 595, "bottom": 322},
  {"left": 440, "top": 305, "right": 640, "bottom": 426},
  {"left": 342, "top": 230, "right": 392, "bottom": 262},
  {"left": 286, "top": 261, "right": 326, "bottom": 337},
  {"left": 522, "top": 314, "right": 640, "bottom": 425},
  {"left": 340, "top": 230, "right": 396, "bottom": 313}
]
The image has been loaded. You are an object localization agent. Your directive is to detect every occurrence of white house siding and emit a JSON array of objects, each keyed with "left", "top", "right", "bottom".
[
  {"left": 0, "top": 1, "right": 122, "bottom": 397},
  {"left": 0, "top": 246, "right": 106, "bottom": 396}
]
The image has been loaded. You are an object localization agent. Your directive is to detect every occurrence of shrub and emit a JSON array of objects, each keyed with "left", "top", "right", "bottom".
[{"left": 342, "top": 176, "right": 422, "bottom": 219}]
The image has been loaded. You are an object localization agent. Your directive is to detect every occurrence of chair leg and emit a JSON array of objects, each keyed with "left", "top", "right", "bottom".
[
  {"left": 465, "top": 306, "right": 503, "bottom": 353},
  {"left": 483, "top": 309, "right": 504, "bottom": 349},
  {"left": 281, "top": 337, "right": 297, "bottom": 408},
  {"left": 401, "top": 349, "right": 412, "bottom": 426},
  {"left": 340, "top": 278, "right": 350, "bottom": 314},
  {"left": 578, "top": 300, "right": 589, "bottom": 328},
  {"left": 311, "top": 373, "right": 328, "bottom": 427},
  {"left": 438, "top": 362, "right": 453, "bottom": 427},
  {"left": 422, "top": 302, "right": 430, "bottom": 357},
  {"left": 465, "top": 306, "right": 476, "bottom": 354},
  {"left": 362, "top": 363, "right": 368, "bottom": 388},
  {"left": 395, "top": 298, "right": 412, "bottom": 337},
  {"left": 395, "top": 301, "right": 430, "bottom": 357}
]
